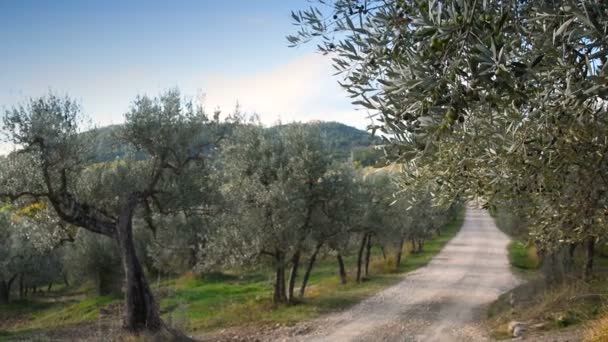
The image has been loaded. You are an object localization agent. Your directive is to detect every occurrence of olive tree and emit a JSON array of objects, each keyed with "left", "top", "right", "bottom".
[
  {"left": 0, "top": 90, "right": 223, "bottom": 332},
  {"left": 0, "top": 203, "right": 69, "bottom": 303},
  {"left": 299, "top": 162, "right": 358, "bottom": 295},
  {"left": 212, "top": 122, "right": 330, "bottom": 304},
  {"left": 290, "top": 0, "right": 608, "bottom": 279}
]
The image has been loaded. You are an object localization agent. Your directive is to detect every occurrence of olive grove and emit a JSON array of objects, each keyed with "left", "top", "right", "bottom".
[{"left": 0, "top": 91, "right": 460, "bottom": 335}]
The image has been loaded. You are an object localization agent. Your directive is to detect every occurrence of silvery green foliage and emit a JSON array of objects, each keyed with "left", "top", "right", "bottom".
[
  {"left": 1, "top": 89, "right": 224, "bottom": 250},
  {"left": 290, "top": 0, "right": 608, "bottom": 250},
  {"left": 312, "top": 162, "right": 359, "bottom": 252},
  {"left": 0, "top": 209, "right": 65, "bottom": 294},
  {"left": 206, "top": 122, "right": 331, "bottom": 267},
  {"left": 61, "top": 229, "right": 122, "bottom": 293},
  {"left": 145, "top": 213, "right": 211, "bottom": 275}
]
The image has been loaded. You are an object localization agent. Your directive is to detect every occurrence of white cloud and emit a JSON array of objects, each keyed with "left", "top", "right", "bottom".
[{"left": 201, "top": 54, "right": 371, "bottom": 129}]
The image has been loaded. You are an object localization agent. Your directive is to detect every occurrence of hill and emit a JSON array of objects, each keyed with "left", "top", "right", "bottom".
[{"left": 90, "top": 121, "right": 381, "bottom": 164}]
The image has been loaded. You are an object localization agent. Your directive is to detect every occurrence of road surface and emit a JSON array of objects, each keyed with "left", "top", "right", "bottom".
[{"left": 292, "top": 208, "right": 519, "bottom": 342}]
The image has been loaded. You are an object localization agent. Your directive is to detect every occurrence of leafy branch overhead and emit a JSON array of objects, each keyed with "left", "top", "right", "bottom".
[{"left": 290, "top": 0, "right": 608, "bottom": 274}]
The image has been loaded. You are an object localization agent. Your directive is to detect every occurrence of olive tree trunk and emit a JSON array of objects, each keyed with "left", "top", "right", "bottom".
[
  {"left": 287, "top": 250, "right": 301, "bottom": 304},
  {"left": 116, "top": 204, "right": 162, "bottom": 332},
  {"left": 337, "top": 252, "right": 347, "bottom": 285},
  {"left": 395, "top": 237, "right": 405, "bottom": 268},
  {"left": 0, "top": 274, "right": 17, "bottom": 305},
  {"left": 356, "top": 233, "right": 368, "bottom": 283},
  {"left": 364, "top": 234, "right": 372, "bottom": 278},
  {"left": 273, "top": 250, "right": 287, "bottom": 304},
  {"left": 584, "top": 237, "right": 595, "bottom": 281},
  {"left": 299, "top": 243, "right": 322, "bottom": 298}
]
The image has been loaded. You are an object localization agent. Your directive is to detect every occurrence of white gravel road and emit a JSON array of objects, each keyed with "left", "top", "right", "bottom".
[{"left": 292, "top": 208, "right": 520, "bottom": 342}]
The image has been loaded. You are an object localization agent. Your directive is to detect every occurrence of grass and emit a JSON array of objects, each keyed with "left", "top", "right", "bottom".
[
  {"left": 487, "top": 211, "right": 608, "bottom": 340},
  {"left": 584, "top": 310, "right": 608, "bottom": 342},
  {"left": 0, "top": 295, "right": 120, "bottom": 341},
  {"left": 508, "top": 241, "right": 541, "bottom": 271},
  {"left": 1, "top": 209, "right": 465, "bottom": 339},
  {"left": 487, "top": 278, "right": 607, "bottom": 339},
  {"left": 162, "top": 209, "right": 465, "bottom": 333}
]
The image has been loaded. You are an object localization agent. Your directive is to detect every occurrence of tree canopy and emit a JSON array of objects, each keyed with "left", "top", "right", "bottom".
[{"left": 290, "top": 0, "right": 608, "bottom": 278}]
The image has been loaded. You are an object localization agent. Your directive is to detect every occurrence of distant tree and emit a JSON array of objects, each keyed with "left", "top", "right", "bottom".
[
  {"left": 299, "top": 162, "right": 357, "bottom": 295},
  {"left": 62, "top": 229, "right": 123, "bottom": 295},
  {"left": 352, "top": 173, "right": 393, "bottom": 282},
  {"left": 0, "top": 212, "right": 24, "bottom": 304},
  {"left": 212, "top": 122, "right": 330, "bottom": 304},
  {"left": 0, "top": 204, "right": 68, "bottom": 303},
  {"left": 0, "top": 90, "right": 223, "bottom": 332}
]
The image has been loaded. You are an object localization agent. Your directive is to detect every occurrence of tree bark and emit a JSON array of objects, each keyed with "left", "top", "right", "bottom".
[
  {"left": 364, "top": 234, "right": 372, "bottom": 278},
  {"left": 584, "top": 237, "right": 595, "bottom": 281},
  {"left": 0, "top": 281, "right": 9, "bottom": 304},
  {"left": 299, "top": 243, "right": 322, "bottom": 298},
  {"left": 411, "top": 240, "right": 417, "bottom": 254},
  {"left": 273, "top": 250, "right": 287, "bottom": 304},
  {"left": 356, "top": 233, "right": 368, "bottom": 283},
  {"left": 396, "top": 237, "right": 405, "bottom": 268},
  {"left": 116, "top": 202, "right": 162, "bottom": 332},
  {"left": 0, "top": 274, "right": 18, "bottom": 304},
  {"left": 287, "top": 250, "right": 301, "bottom": 304},
  {"left": 337, "top": 252, "right": 347, "bottom": 285}
]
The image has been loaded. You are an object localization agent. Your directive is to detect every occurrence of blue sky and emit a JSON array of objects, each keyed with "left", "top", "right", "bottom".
[{"left": 0, "top": 0, "right": 368, "bottom": 146}]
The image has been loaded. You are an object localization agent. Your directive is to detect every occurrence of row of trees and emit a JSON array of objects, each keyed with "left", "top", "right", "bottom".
[
  {"left": 0, "top": 91, "right": 460, "bottom": 333},
  {"left": 289, "top": 0, "right": 608, "bottom": 280}
]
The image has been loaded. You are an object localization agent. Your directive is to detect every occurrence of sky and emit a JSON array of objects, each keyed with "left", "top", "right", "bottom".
[{"left": 0, "top": 0, "right": 371, "bottom": 153}]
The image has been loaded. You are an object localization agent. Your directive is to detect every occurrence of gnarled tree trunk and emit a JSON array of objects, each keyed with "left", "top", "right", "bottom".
[{"left": 116, "top": 204, "right": 162, "bottom": 332}]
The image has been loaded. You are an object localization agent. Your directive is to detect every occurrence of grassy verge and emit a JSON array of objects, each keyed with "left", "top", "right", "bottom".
[
  {"left": 1, "top": 209, "right": 465, "bottom": 339},
  {"left": 507, "top": 241, "right": 541, "bottom": 278},
  {"left": 487, "top": 208, "right": 608, "bottom": 340},
  {"left": 0, "top": 294, "right": 120, "bottom": 341},
  {"left": 163, "top": 209, "right": 465, "bottom": 333},
  {"left": 487, "top": 278, "right": 607, "bottom": 339}
]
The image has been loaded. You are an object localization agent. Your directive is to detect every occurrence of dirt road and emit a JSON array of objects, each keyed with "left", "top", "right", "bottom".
[{"left": 291, "top": 208, "right": 519, "bottom": 342}]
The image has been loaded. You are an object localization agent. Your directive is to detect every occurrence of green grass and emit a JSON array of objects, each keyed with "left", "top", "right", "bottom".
[
  {"left": 161, "top": 208, "right": 466, "bottom": 333},
  {"left": 508, "top": 241, "right": 540, "bottom": 271},
  {"left": 0, "top": 296, "right": 118, "bottom": 328},
  {"left": 1, "top": 209, "right": 466, "bottom": 338},
  {"left": 0, "top": 295, "right": 119, "bottom": 341}
]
